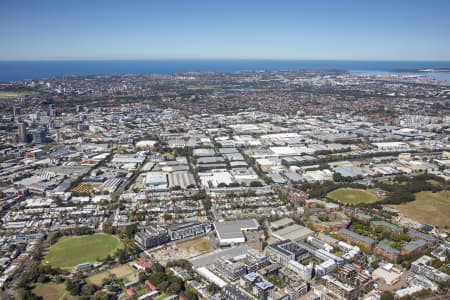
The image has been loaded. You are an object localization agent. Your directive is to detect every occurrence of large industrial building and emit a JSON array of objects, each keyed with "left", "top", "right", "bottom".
[
  {"left": 214, "top": 219, "right": 260, "bottom": 246},
  {"left": 144, "top": 171, "right": 169, "bottom": 190},
  {"left": 271, "top": 223, "right": 313, "bottom": 242},
  {"left": 168, "top": 171, "right": 196, "bottom": 189}
]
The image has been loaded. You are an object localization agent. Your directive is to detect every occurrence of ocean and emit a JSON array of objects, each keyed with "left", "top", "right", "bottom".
[{"left": 1, "top": 60, "right": 450, "bottom": 84}]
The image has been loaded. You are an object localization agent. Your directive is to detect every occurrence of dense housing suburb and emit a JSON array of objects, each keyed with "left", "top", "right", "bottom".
[{"left": 0, "top": 70, "right": 449, "bottom": 300}]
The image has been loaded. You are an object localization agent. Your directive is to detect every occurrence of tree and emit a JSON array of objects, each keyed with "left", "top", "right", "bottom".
[
  {"left": 249, "top": 181, "right": 263, "bottom": 187},
  {"left": 206, "top": 283, "right": 220, "bottom": 294},
  {"left": 81, "top": 283, "right": 97, "bottom": 296},
  {"left": 151, "top": 262, "right": 165, "bottom": 273},
  {"left": 438, "top": 280, "right": 449, "bottom": 292},
  {"left": 138, "top": 271, "right": 148, "bottom": 282},
  {"left": 333, "top": 172, "right": 352, "bottom": 183},
  {"left": 166, "top": 259, "right": 193, "bottom": 272},
  {"left": 149, "top": 272, "right": 167, "bottom": 285},
  {"left": 166, "top": 281, "right": 182, "bottom": 294},
  {"left": 47, "top": 232, "right": 60, "bottom": 245},
  {"left": 123, "top": 223, "right": 138, "bottom": 238},
  {"left": 432, "top": 259, "right": 443, "bottom": 269},
  {"left": 380, "top": 291, "right": 394, "bottom": 300},
  {"left": 65, "top": 279, "right": 81, "bottom": 296},
  {"left": 94, "top": 291, "right": 111, "bottom": 300},
  {"left": 401, "top": 260, "right": 411, "bottom": 269},
  {"left": 156, "top": 281, "right": 169, "bottom": 291},
  {"left": 182, "top": 290, "right": 199, "bottom": 300},
  {"left": 114, "top": 248, "right": 128, "bottom": 264},
  {"left": 370, "top": 260, "right": 380, "bottom": 269},
  {"left": 15, "top": 289, "right": 43, "bottom": 300},
  {"left": 8, "top": 244, "right": 17, "bottom": 251},
  {"left": 37, "top": 274, "right": 49, "bottom": 283}
]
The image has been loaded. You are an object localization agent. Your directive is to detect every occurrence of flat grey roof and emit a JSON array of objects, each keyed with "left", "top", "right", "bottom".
[
  {"left": 339, "top": 228, "right": 376, "bottom": 245},
  {"left": 214, "top": 219, "right": 260, "bottom": 241},
  {"left": 190, "top": 245, "right": 252, "bottom": 267},
  {"left": 272, "top": 224, "right": 313, "bottom": 241},
  {"left": 402, "top": 239, "right": 427, "bottom": 252},
  {"left": 270, "top": 217, "right": 294, "bottom": 230},
  {"left": 218, "top": 147, "right": 239, "bottom": 154}
]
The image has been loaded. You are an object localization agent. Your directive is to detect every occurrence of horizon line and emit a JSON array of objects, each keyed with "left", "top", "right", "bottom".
[{"left": 1, "top": 58, "right": 450, "bottom": 63}]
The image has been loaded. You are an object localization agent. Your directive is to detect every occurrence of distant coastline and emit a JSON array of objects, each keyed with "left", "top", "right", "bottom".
[
  {"left": 390, "top": 68, "right": 450, "bottom": 73},
  {"left": 1, "top": 60, "right": 450, "bottom": 84}
]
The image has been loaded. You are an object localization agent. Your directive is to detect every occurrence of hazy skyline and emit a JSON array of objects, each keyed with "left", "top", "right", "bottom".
[{"left": 1, "top": 0, "right": 450, "bottom": 61}]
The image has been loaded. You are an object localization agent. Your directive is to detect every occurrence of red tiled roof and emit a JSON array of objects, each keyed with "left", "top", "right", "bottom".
[
  {"left": 127, "top": 288, "right": 136, "bottom": 296},
  {"left": 145, "top": 279, "right": 157, "bottom": 291},
  {"left": 135, "top": 257, "right": 152, "bottom": 269}
]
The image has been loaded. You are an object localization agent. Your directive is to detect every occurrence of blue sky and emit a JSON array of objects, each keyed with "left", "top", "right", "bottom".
[{"left": 0, "top": 0, "right": 449, "bottom": 60}]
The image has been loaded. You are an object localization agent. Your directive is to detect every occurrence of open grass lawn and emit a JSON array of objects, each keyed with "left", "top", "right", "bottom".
[
  {"left": 327, "top": 188, "right": 381, "bottom": 205},
  {"left": 175, "top": 236, "right": 213, "bottom": 253},
  {"left": 393, "top": 191, "right": 450, "bottom": 228},
  {"left": 44, "top": 234, "right": 123, "bottom": 269},
  {"left": 154, "top": 294, "right": 171, "bottom": 300},
  {"left": 187, "top": 85, "right": 217, "bottom": 90},
  {"left": 32, "top": 282, "right": 76, "bottom": 300},
  {"left": 87, "top": 264, "right": 138, "bottom": 286},
  {"left": 426, "top": 179, "right": 443, "bottom": 187},
  {"left": 0, "top": 91, "right": 34, "bottom": 99}
]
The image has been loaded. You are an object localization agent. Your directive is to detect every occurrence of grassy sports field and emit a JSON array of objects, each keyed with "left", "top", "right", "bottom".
[
  {"left": 87, "top": 264, "right": 138, "bottom": 285},
  {"left": 32, "top": 282, "right": 76, "bottom": 300},
  {"left": 393, "top": 190, "right": 450, "bottom": 228},
  {"left": 44, "top": 234, "right": 123, "bottom": 269},
  {"left": 0, "top": 91, "right": 34, "bottom": 99},
  {"left": 327, "top": 188, "right": 382, "bottom": 205}
]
